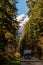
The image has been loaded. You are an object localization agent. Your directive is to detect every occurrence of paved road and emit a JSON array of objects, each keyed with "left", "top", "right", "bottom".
[
  {"left": 21, "top": 57, "right": 43, "bottom": 65},
  {"left": 21, "top": 62, "right": 43, "bottom": 65}
]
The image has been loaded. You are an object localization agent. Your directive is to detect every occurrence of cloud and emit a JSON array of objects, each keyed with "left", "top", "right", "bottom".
[
  {"left": 16, "top": 14, "right": 29, "bottom": 26},
  {"left": 16, "top": 14, "right": 25, "bottom": 21}
]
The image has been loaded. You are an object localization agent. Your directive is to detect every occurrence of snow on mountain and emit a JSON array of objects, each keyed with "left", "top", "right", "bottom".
[
  {"left": 16, "top": 14, "right": 28, "bottom": 26},
  {"left": 16, "top": 14, "right": 29, "bottom": 37}
]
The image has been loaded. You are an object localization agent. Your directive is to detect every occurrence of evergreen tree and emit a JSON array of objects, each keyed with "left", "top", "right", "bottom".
[
  {"left": 0, "top": 0, "right": 19, "bottom": 65},
  {"left": 20, "top": 0, "right": 43, "bottom": 59},
  {"left": 26, "top": 0, "right": 43, "bottom": 44}
]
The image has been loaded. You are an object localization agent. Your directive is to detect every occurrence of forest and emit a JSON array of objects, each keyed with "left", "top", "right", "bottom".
[{"left": 0, "top": 0, "right": 43, "bottom": 65}]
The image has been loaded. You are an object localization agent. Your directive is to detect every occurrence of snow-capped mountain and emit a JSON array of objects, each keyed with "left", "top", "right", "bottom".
[
  {"left": 16, "top": 14, "right": 29, "bottom": 37},
  {"left": 16, "top": 14, "right": 28, "bottom": 26}
]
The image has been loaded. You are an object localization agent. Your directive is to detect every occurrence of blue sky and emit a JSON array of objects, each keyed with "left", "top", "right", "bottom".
[{"left": 17, "top": 0, "right": 28, "bottom": 16}]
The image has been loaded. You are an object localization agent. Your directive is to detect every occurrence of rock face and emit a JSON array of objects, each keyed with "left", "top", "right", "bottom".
[{"left": 16, "top": 14, "right": 29, "bottom": 38}]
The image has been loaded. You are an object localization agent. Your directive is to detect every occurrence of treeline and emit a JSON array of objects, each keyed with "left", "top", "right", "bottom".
[
  {"left": 0, "top": 0, "right": 43, "bottom": 64},
  {"left": 20, "top": 0, "right": 43, "bottom": 59},
  {"left": 0, "top": 0, "right": 20, "bottom": 65}
]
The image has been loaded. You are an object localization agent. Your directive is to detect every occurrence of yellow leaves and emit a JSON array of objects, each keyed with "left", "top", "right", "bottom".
[
  {"left": 5, "top": 5, "right": 13, "bottom": 16},
  {"left": 6, "top": 5, "right": 10, "bottom": 13},
  {"left": 0, "top": 12, "right": 4, "bottom": 18},
  {"left": 14, "top": 52, "right": 20, "bottom": 57},
  {"left": 5, "top": 32, "right": 13, "bottom": 39},
  {"left": 12, "top": 22, "right": 18, "bottom": 29},
  {"left": 39, "top": 36, "right": 43, "bottom": 42},
  {"left": 0, "top": 0, "right": 3, "bottom": 7},
  {"left": 0, "top": 2, "right": 2, "bottom": 7},
  {"left": 37, "top": 36, "right": 43, "bottom": 48}
]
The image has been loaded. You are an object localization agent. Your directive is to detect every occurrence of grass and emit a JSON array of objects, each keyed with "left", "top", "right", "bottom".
[{"left": 10, "top": 56, "right": 20, "bottom": 65}]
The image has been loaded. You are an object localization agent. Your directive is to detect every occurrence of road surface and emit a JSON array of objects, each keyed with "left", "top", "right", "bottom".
[{"left": 21, "top": 57, "right": 43, "bottom": 65}]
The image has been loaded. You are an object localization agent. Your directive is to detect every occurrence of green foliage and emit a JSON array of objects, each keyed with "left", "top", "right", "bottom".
[
  {"left": 0, "top": 53, "right": 20, "bottom": 65},
  {"left": 0, "top": 0, "right": 19, "bottom": 65},
  {"left": 20, "top": 0, "right": 43, "bottom": 59}
]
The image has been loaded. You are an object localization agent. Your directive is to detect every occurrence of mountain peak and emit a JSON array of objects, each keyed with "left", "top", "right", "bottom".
[
  {"left": 16, "top": 14, "right": 29, "bottom": 37},
  {"left": 16, "top": 14, "right": 28, "bottom": 26}
]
